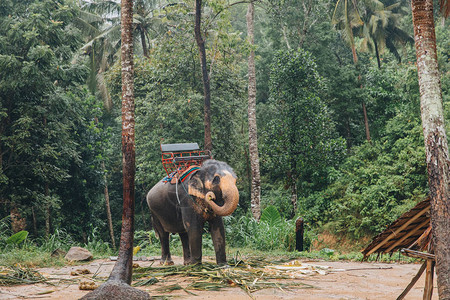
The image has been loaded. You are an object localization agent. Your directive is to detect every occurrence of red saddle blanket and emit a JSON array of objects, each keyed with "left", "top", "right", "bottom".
[{"left": 162, "top": 166, "right": 200, "bottom": 184}]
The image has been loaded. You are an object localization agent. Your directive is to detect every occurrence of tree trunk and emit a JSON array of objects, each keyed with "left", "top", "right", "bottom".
[
  {"left": 109, "top": 0, "right": 136, "bottom": 285},
  {"left": 102, "top": 161, "right": 116, "bottom": 250},
  {"left": 374, "top": 39, "right": 381, "bottom": 69},
  {"left": 32, "top": 206, "right": 37, "bottom": 236},
  {"left": 290, "top": 178, "right": 298, "bottom": 218},
  {"left": 10, "top": 206, "right": 26, "bottom": 233},
  {"left": 194, "top": 0, "right": 212, "bottom": 151},
  {"left": 351, "top": 42, "right": 372, "bottom": 143},
  {"left": 345, "top": 118, "right": 352, "bottom": 150},
  {"left": 45, "top": 183, "right": 51, "bottom": 237},
  {"left": 246, "top": 1, "right": 261, "bottom": 221},
  {"left": 362, "top": 101, "right": 371, "bottom": 143},
  {"left": 140, "top": 28, "right": 149, "bottom": 58},
  {"left": 412, "top": 0, "right": 450, "bottom": 297}
]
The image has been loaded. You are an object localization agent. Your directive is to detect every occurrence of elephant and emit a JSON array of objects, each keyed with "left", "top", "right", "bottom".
[{"left": 146, "top": 159, "right": 239, "bottom": 265}]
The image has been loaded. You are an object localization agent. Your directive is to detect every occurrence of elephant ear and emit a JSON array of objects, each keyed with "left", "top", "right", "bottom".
[{"left": 187, "top": 172, "right": 205, "bottom": 198}]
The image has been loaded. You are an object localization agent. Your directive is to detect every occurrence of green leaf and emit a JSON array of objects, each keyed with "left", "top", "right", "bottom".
[
  {"left": 260, "top": 205, "right": 282, "bottom": 227},
  {"left": 6, "top": 230, "right": 29, "bottom": 245}
]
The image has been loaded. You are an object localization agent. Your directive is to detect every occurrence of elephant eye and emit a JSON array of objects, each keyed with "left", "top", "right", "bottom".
[{"left": 212, "top": 175, "right": 220, "bottom": 184}]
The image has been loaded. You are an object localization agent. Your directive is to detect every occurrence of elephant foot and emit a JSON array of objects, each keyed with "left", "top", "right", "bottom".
[{"left": 160, "top": 258, "right": 174, "bottom": 266}]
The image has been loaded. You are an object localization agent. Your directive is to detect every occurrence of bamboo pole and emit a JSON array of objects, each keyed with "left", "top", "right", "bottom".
[
  {"left": 397, "top": 262, "right": 427, "bottom": 300},
  {"left": 423, "top": 260, "right": 434, "bottom": 300}
]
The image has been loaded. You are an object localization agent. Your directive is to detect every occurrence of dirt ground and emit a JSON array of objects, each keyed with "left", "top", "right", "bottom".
[{"left": 0, "top": 256, "right": 438, "bottom": 300}]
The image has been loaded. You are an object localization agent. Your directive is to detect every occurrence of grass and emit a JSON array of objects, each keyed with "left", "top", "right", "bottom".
[
  {"left": 0, "top": 226, "right": 418, "bottom": 271},
  {"left": 0, "top": 244, "right": 67, "bottom": 268},
  {"left": 0, "top": 229, "right": 115, "bottom": 269}
]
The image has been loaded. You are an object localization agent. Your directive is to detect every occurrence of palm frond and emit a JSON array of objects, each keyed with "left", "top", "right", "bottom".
[
  {"left": 79, "top": 10, "right": 104, "bottom": 24},
  {"left": 81, "top": 0, "right": 120, "bottom": 16},
  {"left": 386, "top": 38, "right": 401, "bottom": 62},
  {"left": 363, "top": 0, "right": 384, "bottom": 11},
  {"left": 72, "top": 17, "right": 101, "bottom": 41},
  {"left": 80, "top": 24, "right": 120, "bottom": 53}
]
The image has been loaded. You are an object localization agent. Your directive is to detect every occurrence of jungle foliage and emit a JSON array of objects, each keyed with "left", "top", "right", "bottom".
[{"left": 0, "top": 0, "right": 449, "bottom": 252}]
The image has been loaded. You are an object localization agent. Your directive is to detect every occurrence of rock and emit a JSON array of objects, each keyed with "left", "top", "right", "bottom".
[
  {"left": 80, "top": 280, "right": 151, "bottom": 300},
  {"left": 65, "top": 247, "right": 93, "bottom": 261}
]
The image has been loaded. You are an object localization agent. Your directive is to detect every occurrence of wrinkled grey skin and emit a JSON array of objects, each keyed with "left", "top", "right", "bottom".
[{"left": 146, "top": 160, "right": 239, "bottom": 265}]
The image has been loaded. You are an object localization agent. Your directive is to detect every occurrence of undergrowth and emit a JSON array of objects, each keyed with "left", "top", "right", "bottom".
[
  {"left": 0, "top": 219, "right": 114, "bottom": 268},
  {"left": 0, "top": 205, "right": 418, "bottom": 269}
]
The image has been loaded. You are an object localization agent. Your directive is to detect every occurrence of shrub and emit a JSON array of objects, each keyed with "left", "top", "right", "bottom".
[{"left": 225, "top": 206, "right": 315, "bottom": 251}]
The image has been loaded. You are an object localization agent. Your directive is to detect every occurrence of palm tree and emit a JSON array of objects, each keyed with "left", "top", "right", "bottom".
[
  {"left": 77, "top": 0, "right": 172, "bottom": 110},
  {"left": 358, "top": 0, "right": 413, "bottom": 68},
  {"left": 81, "top": 0, "right": 149, "bottom": 298},
  {"left": 246, "top": 0, "right": 261, "bottom": 220},
  {"left": 77, "top": 0, "right": 121, "bottom": 111},
  {"left": 332, "top": 0, "right": 364, "bottom": 64},
  {"left": 412, "top": 0, "right": 449, "bottom": 297},
  {"left": 194, "top": 0, "right": 213, "bottom": 151},
  {"left": 332, "top": 0, "right": 371, "bottom": 143}
]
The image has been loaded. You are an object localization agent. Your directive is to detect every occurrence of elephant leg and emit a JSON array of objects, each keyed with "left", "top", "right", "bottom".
[
  {"left": 209, "top": 217, "right": 227, "bottom": 265},
  {"left": 182, "top": 213, "right": 204, "bottom": 264},
  {"left": 187, "top": 228, "right": 203, "bottom": 264},
  {"left": 152, "top": 216, "right": 174, "bottom": 265},
  {"left": 179, "top": 232, "right": 191, "bottom": 265}
]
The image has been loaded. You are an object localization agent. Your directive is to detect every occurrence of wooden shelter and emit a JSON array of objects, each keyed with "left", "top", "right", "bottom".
[{"left": 361, "top": 198, "right": 435, "bottom": 300}]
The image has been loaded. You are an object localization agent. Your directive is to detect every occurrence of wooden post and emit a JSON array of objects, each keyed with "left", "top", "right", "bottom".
[
  {"left": 397, "top": 262, "right": 427, "bottom": 300},
  {"left": 296, "top": 218, "right": 304, "bottom": 251},
  {"left": 423, "top": 259, "right": 434, "bottom": 300}
]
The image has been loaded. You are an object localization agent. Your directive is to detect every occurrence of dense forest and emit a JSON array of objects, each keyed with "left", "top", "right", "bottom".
[{"left": 0, "top": 0, "right": 448, "bottom": 253}]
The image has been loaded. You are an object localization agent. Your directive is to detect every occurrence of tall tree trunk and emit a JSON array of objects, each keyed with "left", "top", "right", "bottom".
[
  {"left": 102, "top": 161, "right": 116, "bottom": 250},
  {"left": 345, "top": 118, "right": 352, "bottom": 150},
  {"left": 412, "top": 0, "right": 450, "bottom": 297},
  {"left": 107, "top": 0, "right": 136, "bottom": 285},
  {"left": 246, "top": 1, "right": 261, "bottom": 221},
  {"left": 351, "top": 42, "right": 372, "bottom": 143},
  {"left": 83, "top": 1, "right": 149, "bottom": 296},
  {"left": 32, "top": 206, "right": 38, "bottom": 236},
  {"left": 290, "top": 176, "right": 298, "bottom": 218},
  {"left": 374, "top": 39, "right": 381, "bottom": 69},
  {"left": 10, "top": 206, "right": 26, "bottom": 233},
  {"left": 362, "top": 101, "right": 371, "bottom": 143},
  {"left": 83, "top": 2, "right": 150, "bottom": 297},
  {"left": 45, "top": 183, "right": 51, "bottom": 237},
  {"left": 140, "top": 28, "right": 149, "bottom": 58},
  {"left": 194, "top": 0, "right": 212, "bottom": 151}
]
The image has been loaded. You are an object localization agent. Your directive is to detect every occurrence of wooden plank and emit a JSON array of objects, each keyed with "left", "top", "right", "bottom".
[
  {"left": 397, "top": 261, "right": 427, "bottom": 300},
  {"left": 173, "top": 155, "right": 210, "bottom": 162},
  {"left": 365, "top": 205, "right": 430, "bottom": 256},
  {"left": 161, "top": 143, "right": 199, "bottom": 152},
  {"left": 423, "top": 260, "right": 434, "bottom": 300},
  {"left": 400, "top": 249, "right": 435, "bottom": 261},
  {"left": 408, "top": 226, "right": 431, "bottom": 250},
  {"left": 384, "top": 218, "right": 430, "bottom": 253}
]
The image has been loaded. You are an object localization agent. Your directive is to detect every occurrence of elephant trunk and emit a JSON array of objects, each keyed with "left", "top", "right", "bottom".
[{"left": 206, "top": 173, "right": 239, "bottom": 216}]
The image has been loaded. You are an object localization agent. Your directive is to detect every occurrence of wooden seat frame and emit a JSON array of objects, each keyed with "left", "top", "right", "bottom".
[{"left": 161, "top": 143, "right": 211, "bottom": 176}]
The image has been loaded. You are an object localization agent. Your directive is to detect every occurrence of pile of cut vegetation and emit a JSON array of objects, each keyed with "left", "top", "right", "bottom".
[
  {"left": 0, "top": 265, "right": 47, "bottom": 286},
  {"left": 132, "top": 257, "right": 329, "bottom": 296}
]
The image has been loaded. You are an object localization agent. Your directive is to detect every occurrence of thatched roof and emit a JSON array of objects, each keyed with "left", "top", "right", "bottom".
[{"left": 362, "top": 198, "right": 431, "bottom": 259}]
